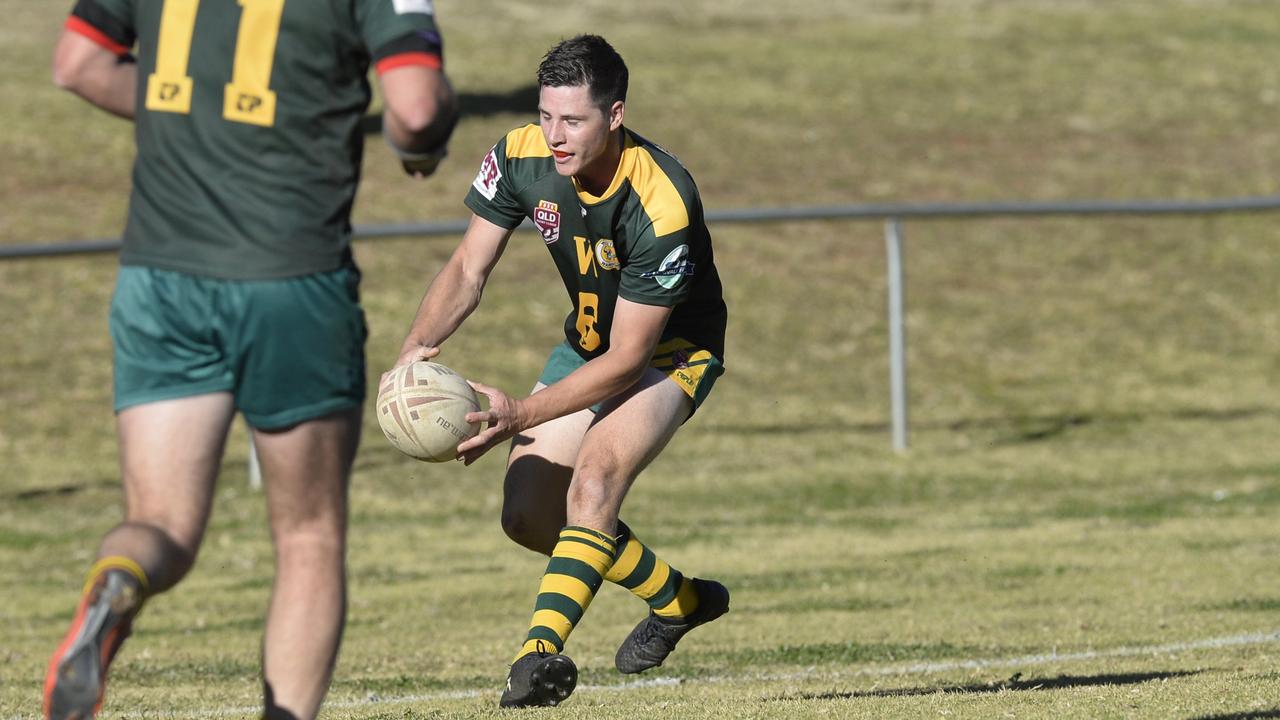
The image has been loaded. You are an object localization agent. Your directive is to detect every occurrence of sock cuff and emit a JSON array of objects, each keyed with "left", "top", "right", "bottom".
[
  {"left": 613, "top": 520, "right": 633, "bottom": 555},
  {"left": 85, "top": 555, "right": 150, "bottom": 595},
  {"left": 561, "top": 525, "right": 616, "bottom": 547},
  {"left": 555, "top": 527, "right": 617, "bottom": 575},
  {"left": 559, "top": 526, "right": 617, "bottom": 555}
]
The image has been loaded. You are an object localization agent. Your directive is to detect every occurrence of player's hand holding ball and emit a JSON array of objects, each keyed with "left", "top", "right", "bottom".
[{"left": 457, "top": 381, "right": 531, "bottom": 466}]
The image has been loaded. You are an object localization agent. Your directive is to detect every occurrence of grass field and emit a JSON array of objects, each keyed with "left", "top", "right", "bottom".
[{"left": 4, "top": 0, "right": 1280, "bottom": 718}]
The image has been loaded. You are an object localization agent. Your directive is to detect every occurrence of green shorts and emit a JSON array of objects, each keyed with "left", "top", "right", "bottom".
[
  {"left": 110, "top": 265, "right": 367, "bottom": 429},
  {"left": 537, "top": 338, "right": 724, "bottom": 416}
]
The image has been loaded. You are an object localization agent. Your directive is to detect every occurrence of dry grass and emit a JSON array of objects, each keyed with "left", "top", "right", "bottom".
[{"left": 3, "top": 1, "right": 1280, "bottom": 718}]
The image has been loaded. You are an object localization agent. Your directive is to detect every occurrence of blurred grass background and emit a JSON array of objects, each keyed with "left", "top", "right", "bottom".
[{"left": 3, "top": 1, "right": 1280, "bottom": 718}]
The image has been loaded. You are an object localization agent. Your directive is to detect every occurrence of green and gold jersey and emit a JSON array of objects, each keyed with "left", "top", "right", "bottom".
[
  {"left": 67, "top": 0, "right": 445, "bottom": 279},
  {"left": 465, "top": 125, "right": 727, "bottom": 361}
]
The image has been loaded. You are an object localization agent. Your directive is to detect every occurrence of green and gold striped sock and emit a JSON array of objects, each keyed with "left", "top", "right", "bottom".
[
  {"left": 514, "top": 526, "right": 617, "bottom": 661},
  {"left": 605, "top": 521, "right": 699, "bottom": 619},
  {"left": 85, "top": 555, "right": 150, "bottom": 598}
]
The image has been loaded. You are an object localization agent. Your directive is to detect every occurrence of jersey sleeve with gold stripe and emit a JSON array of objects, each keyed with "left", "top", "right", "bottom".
[
  {"left": 65, "top": 0, "right": 445, "bottom": 280},
  {"left": 606, "top": 132, "right": 704, "bottom": 310}
]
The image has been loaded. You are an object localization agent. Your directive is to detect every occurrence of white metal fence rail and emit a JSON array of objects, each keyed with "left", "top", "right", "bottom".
[{"left": 7, "top": 195, "right": 1280, "bottom": 459}]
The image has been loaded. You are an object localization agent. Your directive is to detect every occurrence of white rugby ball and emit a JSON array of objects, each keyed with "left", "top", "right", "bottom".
[{"left": 377, "top": 361, "right": 481, "bottom": 462}]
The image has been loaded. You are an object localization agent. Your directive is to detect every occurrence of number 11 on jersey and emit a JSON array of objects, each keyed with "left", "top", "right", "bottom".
[
  {"left": 224, "top": 0, "right": 284, "bottom": 126},
  {"left": 145, "top": 0, "right": 285, "bottom": 127},
  {"left": 145, "top": 0, "right": 197, "bottom": 114}
]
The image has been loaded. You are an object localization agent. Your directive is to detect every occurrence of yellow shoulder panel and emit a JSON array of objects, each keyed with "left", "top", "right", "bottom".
[
  {"left": 505, "top": 125, "right": 552, "bottom": 158},
  {"left": 631, "top": 147, "right": 689, "bottom": 237}
]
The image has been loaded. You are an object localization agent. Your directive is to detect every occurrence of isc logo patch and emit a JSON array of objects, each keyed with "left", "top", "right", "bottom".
[
  {"left": 640, "top": 244, "right": 694, "bottom": 289},
  {"left": 472, "top": 147, "right": 501, "bottom": 201},
  {"left": 534, "top": 200, "right": 560, "bottom": 244}
]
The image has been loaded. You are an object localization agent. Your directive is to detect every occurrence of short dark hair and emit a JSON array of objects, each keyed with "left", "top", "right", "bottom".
[{"left": 537, "top": 34, "right": 628, "bottom": 111}]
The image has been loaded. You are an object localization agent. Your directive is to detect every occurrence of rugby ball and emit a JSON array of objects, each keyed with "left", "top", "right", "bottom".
[{"left": 377, "top": 361, "right": 482, "bottom": 462}]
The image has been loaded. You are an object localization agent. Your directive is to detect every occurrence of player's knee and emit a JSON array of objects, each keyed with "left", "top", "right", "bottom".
[
  {"left": 565, "top": 468, "right": 623, "bottom": 519},
  {"left": 273, "top": 524, "right": 345, "bottom": 561},
  {"left": 121, "top": 501, "right": 209, "bottom": 558},
  {"left": 566, "top": 483, "right": 601, "bottom": 520},
  {"left": 150, "top": 525, "right": 198, "bottom": 584},
  {"left": 499, "top": 508, "right": 529, "bottom": 545},
  {"left": 500, "top": 507, "right": 557, "bottom": 554},
  {"left": 268, "top": 496, "right": 346, "bottom": 545},
  {"left": 103, "top": 521, "right": 198, "bottom": 592}
]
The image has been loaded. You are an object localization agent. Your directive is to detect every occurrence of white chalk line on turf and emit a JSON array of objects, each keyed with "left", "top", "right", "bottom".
[
  {"left": 16, "top": 628, "right": 1278, "bottom": 720},
  {"left": 832, "top": 628, "right": 1280, "bottom": 679}
]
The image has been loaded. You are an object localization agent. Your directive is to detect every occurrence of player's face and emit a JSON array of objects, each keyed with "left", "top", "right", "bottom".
[{"left": 539, "top": 84, "right": 624, "bottom": 186}]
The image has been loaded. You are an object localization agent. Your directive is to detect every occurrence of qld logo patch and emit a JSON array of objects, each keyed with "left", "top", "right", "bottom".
[
  {"left": 641, "top": 244, "right": 694, "bottom": 289},
  {"left": 595, "top": 238, "right": 620, "bottom": 270},
  {"left": 534, "top": 200, "right": 560, "bottom": 244},
  {"left": 472, "top": 147, "right": 501, "bottom": 201}
]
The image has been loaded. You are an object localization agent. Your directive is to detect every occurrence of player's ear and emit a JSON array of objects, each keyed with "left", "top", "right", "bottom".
[{"left": 607, "top": 100, "right": 624, "bottom": 131}]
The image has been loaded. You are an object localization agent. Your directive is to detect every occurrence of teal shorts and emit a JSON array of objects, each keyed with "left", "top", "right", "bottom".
[
  {"left": 110, "top": 265, "right": 367, "bottom": 429},
  {"left": 537, "top": 338, "right": 724, "bottom": 416}
]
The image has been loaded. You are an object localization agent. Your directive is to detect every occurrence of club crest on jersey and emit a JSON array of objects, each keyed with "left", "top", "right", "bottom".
[
  {"left": 640, "top": 244, "right": 694, "bottom": 289},
  {"left": 595, "top": 239, "right": 620, "bottom": 270},
  {"left": 534, "top": 200, "right": 560, "bottom": 244},
  {"left": 472, "top": 147, "right": 501, "bottom": 201}
]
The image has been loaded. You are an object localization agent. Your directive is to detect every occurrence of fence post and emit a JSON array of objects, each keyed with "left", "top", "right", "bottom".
[
  {"left": 248, "top": 432, "right": 262, "bottom": 490},
  {"left": 885, "top": 218, "right": 909, "bottom": 452}
]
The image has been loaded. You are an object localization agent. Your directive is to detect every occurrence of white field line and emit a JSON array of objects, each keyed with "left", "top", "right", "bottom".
[{"left": 16, "top": 629, "right": 1279, "bottom": 720}]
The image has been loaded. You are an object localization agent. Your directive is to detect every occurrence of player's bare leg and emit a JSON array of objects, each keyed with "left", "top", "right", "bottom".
[
  {"left": 46, "top": 393, "right": 236, "bottom": 720},
  {"left": 105, "top": 393, "right": 236, "bottom": 586},
  {"left": 254, "top": 408, "right": 360, "bottom": 720},
  {"left": 496, "top": 388, "right": 589, "bottom": 707},
  {"left": 499, "top": 374, "right": 681, "bottom": 708},
  {"left": 575, "top": 370, "right": 730, "bottom": 674},
  {"left": 500, "top": 383, "right": 591, "bottom": 555},
  {"left": 565, "top": 368, "right": 686, "bottom": 535},
  {"left": 502, "top": 370, "right": 720, "bottom": 707}
]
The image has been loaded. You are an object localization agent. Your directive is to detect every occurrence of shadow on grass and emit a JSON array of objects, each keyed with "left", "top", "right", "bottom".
[
  {"left": 1182, "top": 707, "right": 1280, "bottom": 712},
  {"left": 10, "top": 480, "right": 116, "bottom": 501},
  {"left": 765, "top": 669, "right": 1200, "bottom": 701},
  {"left": 361, "top": 85, "right": 539, "bottom": 134},
  {"left": 1199, "top": 598, "right": 1280, "bottom": 613},
  {"left": 709, "top": 405, "right": 1277, "bottom": 444}
]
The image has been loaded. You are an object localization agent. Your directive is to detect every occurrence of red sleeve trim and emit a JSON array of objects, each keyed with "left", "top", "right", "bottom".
[
  {"left": 375, "top": 52, "right": 442, "bottom": 75},
  {"left": 65, "top": 15, "right": 130, "bottom": 55}
]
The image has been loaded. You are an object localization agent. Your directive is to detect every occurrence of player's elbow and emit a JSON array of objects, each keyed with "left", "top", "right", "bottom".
[
  {"left": 51, "top": 52, "right": 88, "bottom": 92},
  {"left": 52, "top": 36, "right": 114, "bottom": 95},
  {"left": 611, "top": 349, "right": 652, "bottom": 389}
]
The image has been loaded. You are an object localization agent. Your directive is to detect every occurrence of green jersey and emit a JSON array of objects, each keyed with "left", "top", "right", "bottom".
[
  {"left": 68, "top": 0, "right": 444, "bottom": 279},
  {"left": 464, "top": 125, "right": 728, "bottom": 361}
]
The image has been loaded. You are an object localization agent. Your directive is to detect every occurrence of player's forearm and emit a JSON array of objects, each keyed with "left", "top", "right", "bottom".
[
  {"left": 398, "top": 216, "right": 510, "bottom": 359},
  {"left": 398, "top": 260, "right": 483, "bottom": 355},
  {"left": 518, "top": 349, "right": 650, "bottom": 428}
]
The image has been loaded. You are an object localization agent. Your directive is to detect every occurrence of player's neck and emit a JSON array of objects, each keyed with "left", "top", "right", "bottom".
[{"left": 575, "top": 128, "right": 624, "bottom": 197}]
